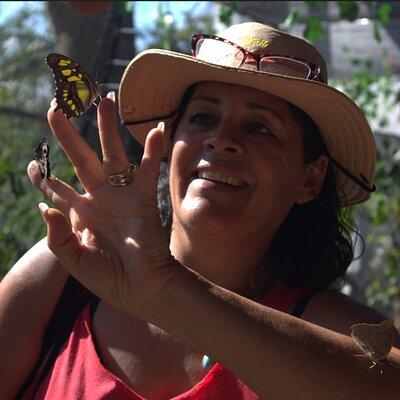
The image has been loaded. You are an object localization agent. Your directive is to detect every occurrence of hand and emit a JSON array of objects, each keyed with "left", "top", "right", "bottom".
[{"left": 27, "top": 96, "right": 177, "bottom": 318}]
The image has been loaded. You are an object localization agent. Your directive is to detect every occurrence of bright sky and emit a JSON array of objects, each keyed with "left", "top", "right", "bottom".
[
  {"left": 0, "top": 1, "right": 39, "bottom": 20},
  {"left": 0, "top": 1, "right": 213, "bottom": 48},
  {"left": 135, "top": 1, "right": 210, "bottom": 28},
  {"left": 134, "top": 1, "right": 213, "bottom": 51}
]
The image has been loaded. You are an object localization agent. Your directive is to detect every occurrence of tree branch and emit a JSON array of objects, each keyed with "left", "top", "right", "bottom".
[{"left": 0, "top": 106, "right": 46, "bottom": 121}]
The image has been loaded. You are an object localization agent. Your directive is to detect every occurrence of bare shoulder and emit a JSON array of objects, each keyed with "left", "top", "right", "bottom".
[
  {"left": 0, "top": 238, "right": 70, "bottom": 399},
  {"left": 300, "top": 289, "right": 400, "bottom": 347},
  {"left": 0, "top": 237, "right": 68, "bottom": 324}
]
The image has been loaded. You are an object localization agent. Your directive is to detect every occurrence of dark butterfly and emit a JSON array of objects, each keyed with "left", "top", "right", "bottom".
[
  {"left": 34, "top": 138, "right": 51, "bottom": 180},
  {"left": 45, "top": 53, "right": 102, "bottom": 119}
]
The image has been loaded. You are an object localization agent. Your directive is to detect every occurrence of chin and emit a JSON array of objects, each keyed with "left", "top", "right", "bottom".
[{"left": 176, "top": 196, "right": 242, "bottom": 234}]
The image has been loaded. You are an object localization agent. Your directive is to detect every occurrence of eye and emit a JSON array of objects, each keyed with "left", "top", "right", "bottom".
[
  {"left": 242, "top": 121, "right": 276, "bottom": 137},
  {"left": 188, "top": 113, "right": 216, "bottom": 127}
]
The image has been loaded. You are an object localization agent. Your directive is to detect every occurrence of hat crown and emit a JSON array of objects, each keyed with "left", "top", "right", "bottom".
[{"left": 218, "top": 22, "right": 328, "bottom": 82}]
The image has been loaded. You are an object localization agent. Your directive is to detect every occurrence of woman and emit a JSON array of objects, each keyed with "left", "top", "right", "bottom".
[{"left": 1, "top": 22, "right": 399, "bottom": 399}]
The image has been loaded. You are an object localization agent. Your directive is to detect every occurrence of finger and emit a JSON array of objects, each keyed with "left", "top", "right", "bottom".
[
  {"left": 48, "top": 99, "right": 106, "bottom": 191},
  {"left": 98, "top": 93, "right": 130, "bottom": 175},
  {"left": 28, "top": 160, "right": 80, "bottom": 215},
  {"left": 40, "top": 204, "right": 120, "bottom": 306},
  {"left": 40, "top": 204, "right": 83, "bottom": 277},
  {"left": 135, "top": 123, "right": 165, "bottom": 200}
]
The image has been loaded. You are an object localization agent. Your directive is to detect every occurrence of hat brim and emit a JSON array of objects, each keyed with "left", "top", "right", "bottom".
[{"left": 119, "top": 49, "right": 376, "bottom": 206}]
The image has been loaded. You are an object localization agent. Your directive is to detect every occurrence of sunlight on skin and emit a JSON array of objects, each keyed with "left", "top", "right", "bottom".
[
  {"left": 181, "top": 196, "right": 203, "bottom": 214},
  {"left": 125, "top": 237, "right": 140, "bottom": 248}
]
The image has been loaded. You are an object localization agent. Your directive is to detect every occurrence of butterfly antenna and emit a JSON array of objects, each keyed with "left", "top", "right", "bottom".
[
  {"left": 95, "top": 68, "right": 103, "bottom": 100},
  {"left": 369, "top": 361, "right": 378, "bottom": 370}
]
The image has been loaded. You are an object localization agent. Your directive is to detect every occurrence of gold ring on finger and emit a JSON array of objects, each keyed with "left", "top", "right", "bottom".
[{"left": 108, "top": 163, "right": 136, "bottom": 187}]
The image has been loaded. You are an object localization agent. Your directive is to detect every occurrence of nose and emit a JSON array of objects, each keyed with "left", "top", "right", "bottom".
[{"left": 202, "top": 129, "right": 244, "bottom": 156}]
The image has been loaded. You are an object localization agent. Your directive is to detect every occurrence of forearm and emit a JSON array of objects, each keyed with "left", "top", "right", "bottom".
[
  {"left": 0, "top": 237, "right": 69, "bottom": 399},
  {"left": 149, "top": 262, "right": 400, "bottom": 400}
]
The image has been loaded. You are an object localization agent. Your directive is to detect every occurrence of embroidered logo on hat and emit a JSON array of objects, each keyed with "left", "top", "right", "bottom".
[{"left": 242, "top": 36, "right": 270, "bottom": 48}]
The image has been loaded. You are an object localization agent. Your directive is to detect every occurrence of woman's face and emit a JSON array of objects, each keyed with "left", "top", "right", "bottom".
[{"left": 169, "top": 81, "right": 318, "bottom": 239}]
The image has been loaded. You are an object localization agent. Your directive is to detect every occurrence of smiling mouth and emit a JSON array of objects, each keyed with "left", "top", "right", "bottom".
[{"left": 193, "top": 171, "right": 247, "bottom": 188}]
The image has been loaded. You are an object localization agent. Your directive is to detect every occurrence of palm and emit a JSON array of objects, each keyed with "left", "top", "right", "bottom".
[{"left": 73, "top": 184, "right": 145, "bottom": 229}]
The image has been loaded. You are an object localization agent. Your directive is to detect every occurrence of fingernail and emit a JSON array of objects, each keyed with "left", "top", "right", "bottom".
[
  {"left": 38, "top": 202, "right": 49, "bottom": 222},
  {"left": 50, "top": 98, "right": 58, "bottom": 110},
  {"left": 107, "top": 91, "right": 116, "bottom": 102},
  {"left": 82, "top": 228, "right": 95, "bottom": 245},
  {"left": 157, "top": 121, "right": 165, "bottom": 132}
]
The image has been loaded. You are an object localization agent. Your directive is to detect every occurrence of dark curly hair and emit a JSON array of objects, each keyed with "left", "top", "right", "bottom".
[{"left": 156, "top": 83, "right": 358, "bottom": 292}]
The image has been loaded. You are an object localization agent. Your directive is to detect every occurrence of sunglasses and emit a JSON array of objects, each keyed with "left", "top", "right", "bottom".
[{"left": 191, "top": 33, "right": 324, "bottom": 83}]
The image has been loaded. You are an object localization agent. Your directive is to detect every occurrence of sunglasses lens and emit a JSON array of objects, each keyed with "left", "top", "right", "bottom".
[
  {"left": 194, "top": 37, "right": 318, "bottom": 80},
  {"left": 195, "top": 39, "right": 243, "bottom": 68},
  {"left": 260, "top": 56, "right": 311, "bottom": 78}
]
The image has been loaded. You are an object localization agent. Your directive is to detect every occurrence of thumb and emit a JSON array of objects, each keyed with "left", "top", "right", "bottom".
[
  {"left": 135, "top": 122, "right": 165, "bottom": 200},
  {"left": 38, "top": 203, "right": 82, "bottom": 275}
]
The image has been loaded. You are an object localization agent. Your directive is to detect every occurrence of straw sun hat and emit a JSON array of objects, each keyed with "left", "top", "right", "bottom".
[{"left": 118, "top": 22, "right": 376, "bottom": 206}]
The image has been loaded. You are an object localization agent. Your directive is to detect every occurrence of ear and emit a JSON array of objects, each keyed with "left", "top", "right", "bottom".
[{"left": 296, "top": 155, "right": 329, "bottom": 204}]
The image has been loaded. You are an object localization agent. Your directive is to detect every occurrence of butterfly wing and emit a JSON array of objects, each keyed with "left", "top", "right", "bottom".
[
  {"left": 34, "top": 138, "right": 51, "bottom": 180},
  {"left": 45, "top": 53, "right": 100, "bottom": 119},
  {"left": 351, "top": 320, "right": 395, "bottom": 363}
]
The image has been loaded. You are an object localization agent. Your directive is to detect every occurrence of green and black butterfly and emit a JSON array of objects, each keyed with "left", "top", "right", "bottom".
[{"left": 45, "top": 53, "right": 102, "bottom": 119}]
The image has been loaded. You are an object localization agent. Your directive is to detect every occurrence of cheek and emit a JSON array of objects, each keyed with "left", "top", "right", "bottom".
[
  {"left": 168, "top": 141, "right": 194, "bottom": 200},
  {"left": 253, "top": 145, "right": 306, "bottom": 198}
]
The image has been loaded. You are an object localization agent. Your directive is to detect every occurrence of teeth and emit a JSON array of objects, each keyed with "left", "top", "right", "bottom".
[{"left": 197, "top": 171, "right": 244, "bottom": 187}]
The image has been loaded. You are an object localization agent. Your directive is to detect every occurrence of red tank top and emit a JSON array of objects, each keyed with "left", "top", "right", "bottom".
[{"left": 30, "top": 282, "right": 307, "bottom": 399}]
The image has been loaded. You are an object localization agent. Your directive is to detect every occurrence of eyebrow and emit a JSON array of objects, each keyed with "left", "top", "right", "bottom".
[{"left": 190, "top": 95, "right": 286, "bottom": 126}]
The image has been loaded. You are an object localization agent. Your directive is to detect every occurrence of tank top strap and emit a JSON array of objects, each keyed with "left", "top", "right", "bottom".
[{"left": 258, "top": 281, "right": 310, "bottom": 313}]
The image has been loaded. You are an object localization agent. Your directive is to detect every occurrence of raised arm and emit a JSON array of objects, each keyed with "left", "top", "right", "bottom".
[{"left": 0, "top": 237, "right": 68, "bottom": 399}]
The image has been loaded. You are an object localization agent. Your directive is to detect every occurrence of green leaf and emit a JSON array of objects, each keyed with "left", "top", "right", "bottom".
[
  {"left": 303, "top": 16, "right": 325, "bottom": 43},
  {"left": 364, "top": 59, "right": 373, "bottom": 70},
  {"left": 373, "top": 21, "right": 382, "bottom": 42},
  {"left": 379, "top": 116, "right": 389, "bottom": 127},
  {"left": 337, "top": 1, "right": 359, "bottom": 21},
  {"left": 283, "top": 9, "right": 300, "bottom": 29},
  {"left": 307, "top": 0, "right": 326, "bottom": 8},
  {"left": 115, "top": 1, "right": 132, "bottom": 15},
  {"left": 378, "top": 3, "right": 391, "bottom": 24},
  {"left": 219, "top": 2, "right": 238, "bottom": 26}
]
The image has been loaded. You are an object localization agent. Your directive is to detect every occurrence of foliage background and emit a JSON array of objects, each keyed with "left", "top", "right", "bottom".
[{"left": 0, "top": 1, "right": 398, "bottom": 324}]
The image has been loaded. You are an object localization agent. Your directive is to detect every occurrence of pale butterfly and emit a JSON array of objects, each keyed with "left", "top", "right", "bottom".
[{"left": 351, "top": 320, "right": 396, "bottom": 370}]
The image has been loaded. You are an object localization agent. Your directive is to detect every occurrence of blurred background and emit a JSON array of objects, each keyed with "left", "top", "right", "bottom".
[{"left": 0, "top": 1, "right": 399, "bottom": 326}]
